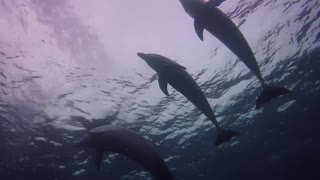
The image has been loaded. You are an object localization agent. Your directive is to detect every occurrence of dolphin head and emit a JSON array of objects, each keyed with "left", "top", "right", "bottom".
[
  {"left": 137, "top": 52, "right": 167, "bottom": 73},
  {"left": 179, "top": 0, "right": 206, "bottom": 18},
  {"left": 137, "top": 52, "right": 148, "bottom": 61}
]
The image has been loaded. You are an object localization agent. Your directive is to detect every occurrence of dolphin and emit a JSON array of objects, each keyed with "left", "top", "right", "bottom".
[
  {"left": 74, "top": 125, "right": 174, "bottom": 180},
  {"left": 137, "top": 52, "right": 240, "bottom": 146},
  {"left": 179, "top": 0, "right": 291, "bottom": 109}
]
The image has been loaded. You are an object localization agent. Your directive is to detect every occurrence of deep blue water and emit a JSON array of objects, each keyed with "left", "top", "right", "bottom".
[{"left": 1, "top": 0, "right": 320, "bottom": 180}]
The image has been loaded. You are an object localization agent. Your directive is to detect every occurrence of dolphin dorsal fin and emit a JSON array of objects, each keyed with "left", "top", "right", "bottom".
[
  {"left": 194, "top": 19, "right": 205, "bottom": 41},
  {"left": 158, "top": 75, "right": 169, "bottom": 96},
  {"left": 95, "top": 149, "right": 103, "bottom": 170}
]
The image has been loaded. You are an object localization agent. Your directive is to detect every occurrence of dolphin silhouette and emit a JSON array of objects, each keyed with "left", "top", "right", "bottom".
[
  {"left": 179, "top": 0, "right": 291, "bottom": 109},
  {"left": 138, "top": 52, "right": 240, "bottom": 146},
  {"left": 74, "top": 125, "right": 174, "bottom": 180}
]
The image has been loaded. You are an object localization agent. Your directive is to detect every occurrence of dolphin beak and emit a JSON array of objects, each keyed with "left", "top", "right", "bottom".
[{"left": 137, "top": 52, "right": 146, "bottom": 60}]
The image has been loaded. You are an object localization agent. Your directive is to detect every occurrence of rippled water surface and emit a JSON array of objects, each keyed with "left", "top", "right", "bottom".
[{"left": 1, "top": 0, "right": 320, "bottom": 179}]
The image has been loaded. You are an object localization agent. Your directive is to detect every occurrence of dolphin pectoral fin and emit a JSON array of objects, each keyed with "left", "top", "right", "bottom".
[
  {"left": 256, "top": 86, "right": 292, "bottom": 109},
  {"left": 158, "top": 75, "right": 169, "bottom": 96},
  {"left": 194, "top": 19, "right": 205, "bottom": 41},
  {"left": 95, "top": 149, "right": 103, "bottom": 170},
  {"left": 215, "top": 129, "right": 240, "bottom": 147}
]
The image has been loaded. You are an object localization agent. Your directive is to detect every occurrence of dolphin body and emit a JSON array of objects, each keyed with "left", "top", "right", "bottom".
[
  {"left": 179, "top": 0, "right": 291, "bottom": 109},
  {"left": 74, "top": 125, "right": 174, "bottom": 180},
  {"left": 137, "top": 52, "right": 240, "bottom": 146}
]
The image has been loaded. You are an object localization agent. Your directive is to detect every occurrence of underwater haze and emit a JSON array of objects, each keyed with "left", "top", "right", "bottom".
[{"left": 1, "top": 0, "right": 320, "bottom": 179}]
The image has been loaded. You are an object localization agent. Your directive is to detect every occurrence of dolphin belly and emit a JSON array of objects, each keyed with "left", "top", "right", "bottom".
[
  {"left": 204, "top": 7, "right": 264, "bottom": 82},
  {"left": 104, "top": 129, "right": 172, "bottom": 180},
  {"left": 202, "top": 7, "right": 291, "bottom": 108},
  {"left": 77, "top": 126, "right": 173, "bottom": 180},
  {"left": 167, "top": 68, "right": 216, "bottom": 121}
]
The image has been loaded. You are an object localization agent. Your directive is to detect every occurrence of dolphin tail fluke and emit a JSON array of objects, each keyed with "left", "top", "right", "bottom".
[
  {"left": 256, "top": 86, "right": 291, "bottom": 109},
  {"left": 215, "top": 129, "right": 240, "bottom": 147}
]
